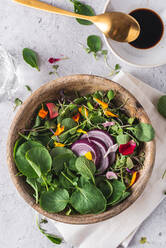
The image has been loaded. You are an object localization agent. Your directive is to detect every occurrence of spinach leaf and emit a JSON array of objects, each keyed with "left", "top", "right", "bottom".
[
  {"left": 26, "top": 147, "right": 52, "bottom": 177},
  {"left": 15, "top": 141, "right": 43, "bottom": 178},
  {"left": 70, "top": 183, "right": 106, "bottom": 214},
  {"left": 75, "top": 156, "right": 96, "bottom": 184},
  {"left": 107, "top": 90, "right": 115, "bottom": 101},
  {"left": 23, "top": 48, "right": 39, "bottom": 71},
  {"left": 71, "top": 0, "right": 95, "bottom": 25},
  {"left": 69, "top": 157, "right": 77, "bottom": 171},
  {"left": 97, "top": 179, "right": 113, "bottom": 199},
  {"left": 117, "top": 134, "right": 130, "bottom": 144},
  {"left": 61, "top": 118, "right": 77, "bottom": 131},
  {"left": 52, "top": 153, "right": 76, "bottom": 175},
  {"left": 50, "top": 147, "right": 74, "bottom": 157},
  {"left": 107, "top": 180, "right": 126, "bottom": 205},
  {"left": 133, "top": 123, "right": 155, "bottom": 142},
  {"left": 78, "top": 175, "right": 91, "bottom": 187},
  {"left": 110, "top": 191, "right": 130, "bottom": 206},
  {"left": 40, "top": 189, "right": 69, "bottom": 213},
  {"left": 87, "top": 35, "right": 102, "bottom": 53},
  {"left": 157, "top": 95, "right": 166, "bottom": 118}
]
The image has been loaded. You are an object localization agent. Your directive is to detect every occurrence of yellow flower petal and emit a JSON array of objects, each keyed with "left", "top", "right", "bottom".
[
  {"left": 85, "top": 151, "right": 93, "bottom": 160},
  {"left": 77, "top": 129, "right": 87, "bottom": 134},
  {"left": 54, "top": 142, "right": 65, "bottom": 147}
]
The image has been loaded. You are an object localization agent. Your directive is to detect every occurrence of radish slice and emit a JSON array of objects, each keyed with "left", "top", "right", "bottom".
[
  {"left": 81, "top": 129, "right": 115, "bottom": 165},
  {"left": 89, "top": 137, "right": 109, "bottom": 174},
  {"left": 71, "top": 138, "right": 101, "bottom": 168},
  {"left": 46, "top": 103, "right": 58, "bottom": 119}
]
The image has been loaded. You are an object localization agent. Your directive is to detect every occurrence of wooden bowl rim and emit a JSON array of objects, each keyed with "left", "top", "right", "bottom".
[{"left": 7, "top": 74, "right": 155, "bottom": 224}]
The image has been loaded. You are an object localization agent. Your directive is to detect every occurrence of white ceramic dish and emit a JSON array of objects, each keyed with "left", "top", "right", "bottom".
[{"left": 103, "top": 0, "right": 166, "bottom": 67}]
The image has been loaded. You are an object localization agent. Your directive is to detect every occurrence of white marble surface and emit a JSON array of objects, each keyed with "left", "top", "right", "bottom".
[{"left": 0, "top": 0, "right": 166, "bottom": 247}]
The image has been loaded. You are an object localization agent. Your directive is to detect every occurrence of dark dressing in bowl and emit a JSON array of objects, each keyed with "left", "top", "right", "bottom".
[{"left": 129, "top": 8, "right": 164, "bottom": 49}]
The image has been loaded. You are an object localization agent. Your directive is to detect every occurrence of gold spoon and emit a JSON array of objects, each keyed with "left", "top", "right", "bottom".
[{"left": 14, "top": 0, "right": 140, "bottom": 42}]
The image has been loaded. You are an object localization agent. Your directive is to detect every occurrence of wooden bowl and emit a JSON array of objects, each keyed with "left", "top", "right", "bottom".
[{"left": 7, "top": 74, "right": 155, "bottom": 224}]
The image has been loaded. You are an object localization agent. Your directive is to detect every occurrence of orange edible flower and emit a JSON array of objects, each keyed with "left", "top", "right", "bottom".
[
  {"left": 79, "top": 107, "right": 88, "bottom": 118},
  {"left": 38, "top": 105, "right": 48, "bottom": 119},
  {"left": 104, "top": 110, "right": 118, "bottom": 118},
  {"left": 128, "top": 171, "right": 138, "bottom": 188},
  {"left": 54, "top": 123, "right": 64, "bottom": 136},
  {"left": 72, "top": 113, "right": 80, "bottom": 123},
  {"left": 93, "top": 98, "right": 108, "bottom": 109},
  {"left": 54, "top": 142, "right": 65, "bottom": 147},
  {"left": 85, "top": 151, "right": 93, "bottom": 160}
]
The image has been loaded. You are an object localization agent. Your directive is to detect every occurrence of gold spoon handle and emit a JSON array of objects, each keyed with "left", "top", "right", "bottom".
[{"left": 14, "top": 0, "right": 94, "bottom": 21}]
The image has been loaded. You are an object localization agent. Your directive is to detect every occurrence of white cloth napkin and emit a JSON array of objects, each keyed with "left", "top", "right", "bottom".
[{"left": 47, "top": 71, "right": 166, "bottom": 248}]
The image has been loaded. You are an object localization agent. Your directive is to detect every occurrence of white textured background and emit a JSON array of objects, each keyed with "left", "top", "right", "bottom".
[{"left": 0, "top": 0, "right": 166, "bottom": 247}]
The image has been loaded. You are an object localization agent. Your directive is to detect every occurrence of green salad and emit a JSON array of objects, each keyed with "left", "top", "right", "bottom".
[{"left": 14, "top": 90, "right": 155, "bottom": 215}]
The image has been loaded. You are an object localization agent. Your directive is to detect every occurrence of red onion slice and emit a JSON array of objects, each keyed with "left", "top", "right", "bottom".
[
  {"left": 71, "top": 138, "right": 101, "bottom": 167},
  {"left": 81, "top": 129, "right": 115, "bottom": 165},
  {"left": 88, "top": 137, "right": 109, "bottom": 174}
]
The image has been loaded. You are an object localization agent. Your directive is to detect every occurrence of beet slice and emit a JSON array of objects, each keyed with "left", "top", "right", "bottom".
[
  {"left": 71, "top": 138, "right": 101, "bottom": 167},
  {"left": 81, "top": 129, "right": 115, "bottom": 165},
  {"left": 88, "top": 137, "right": 109, "bottom": 174}
]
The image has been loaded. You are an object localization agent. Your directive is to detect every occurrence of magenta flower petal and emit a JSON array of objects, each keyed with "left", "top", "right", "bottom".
[{"left": 119, "top": 140, "right": 136, "bottom": 155}]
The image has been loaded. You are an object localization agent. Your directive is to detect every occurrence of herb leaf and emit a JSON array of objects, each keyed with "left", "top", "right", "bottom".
[
  {"left": 23, "top": 48, "right": 39, "bottom": 71},
  {"left": 117, "top": 134, "right": 130, "bottom": 144},
  {"left": 14, "top": 98, "right": 23, "bottom": 111},
  {"left": 157, "top": 95, "right": 166, "bottom": 118},
  {"left": 107, "top": 90, "right": 115, "bottom": 101},
  {"left": 40, "top": 189, "right": 69, "bottom": 213},
  {"left": 70, "top": 183, "right": 106, "bottom": 214},
  {"left": 87, "top": 35, "right": 102, "bottom": 53},
  {"left": 25, "top": 85, "right": 32, "bottom": 92},
  {"left": 71, "top": 0, "right": 95, "bottom": 25},
  {"left": 133, "top": 123, "right": 155, "bottom": 142}
]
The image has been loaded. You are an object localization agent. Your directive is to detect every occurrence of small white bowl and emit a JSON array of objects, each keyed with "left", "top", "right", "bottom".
[{"left": 103, "top": 0, "right": 166, "bottom": 67}]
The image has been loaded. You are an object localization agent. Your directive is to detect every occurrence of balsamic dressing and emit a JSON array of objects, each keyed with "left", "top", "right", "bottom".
[{"left": 129, "top": 8, "right": 164, "bottom": 49}]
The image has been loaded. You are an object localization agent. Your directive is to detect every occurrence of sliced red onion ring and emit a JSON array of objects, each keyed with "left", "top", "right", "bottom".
[
  {"left": 71, "top": 138, "right": 101, "bottom": 168},
  {"left": 81, "top": 129, "right": 115, "bottom": 165},
  {"left": 104, "top": 144, "right": 118, "bottom": 158},
  {"left": 88, "top": 137, "right": 109, "bottom": 174}
]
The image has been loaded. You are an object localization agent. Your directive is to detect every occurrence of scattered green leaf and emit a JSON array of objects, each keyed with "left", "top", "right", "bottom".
[
  {"left": 14, "top": 98, "right": 23, "bottom": 111},
  {"left": 157, "top": 95, "right": 166, "bottom": 118},
  {"left": 23, "top": 48, "right": 39, "bottom": 71}
]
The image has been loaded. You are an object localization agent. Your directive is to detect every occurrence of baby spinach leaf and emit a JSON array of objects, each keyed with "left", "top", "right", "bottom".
[
  {"left": 78, "top": 175, "right": 91, "bottom": 187},
  {"left": 59, "top": 172, "right": 77, "bottom": 189},
  {"left": 52, "top": 153, "right": 76, "bottom": 175},
  {"left": 69, "top": 157, "right": 77, "bottom": 171},
  {"left": 97, "top": 179, "right": 113, "bottom": 199},
  {"left": 110, "top": 191, "right": 130, "bottom": 206},
  {"left": 71, "top": 0, "right": 95, "bottom": 25},
  {"left": 133, "top": 123, "right": 155, "bottom": 142},
  {"left": 70, "top": 183, "right": 106, "bottom": 214},
  {"left": 87, "top": 35, "right": 102, "bottom": 53},
  {"left": 75, "top": 156, "right": 96, "bottom": 184},
  {"left": 50, "top": 147, "right": 74, "bottom": 157},
  {"left": 15, "top": 141, "right": 43, "bottom": 178},
  {"left": 117, "top": 134, "right": 130, "bottom": 144},
  {"left": 26, "top": 147, "right": 52, "bottom": 177},
  {"left": 13, "top": 137, "right": 24, "bottom": 159},
  {"left": 107, "top": 90, "right": 115, "bottom": 101},
  {"left": 61, "top": 118, "right": 77, "bottom": 131},
  {"left": 40, "top": 189, "right": 69, "bottom": 213},
  {"left": 107, "top": 180, "right": 126, "bottom": 205},
  {"left": 23, "top": 48, "right": 39, "bottom": 71},
  {"left": 157, "top": 95, "right": 166, "bottom": 118}
]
